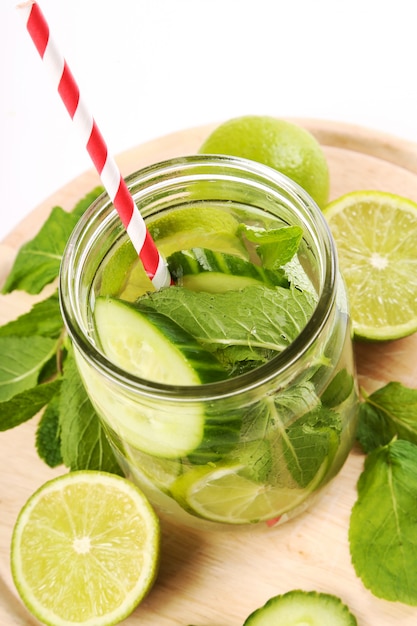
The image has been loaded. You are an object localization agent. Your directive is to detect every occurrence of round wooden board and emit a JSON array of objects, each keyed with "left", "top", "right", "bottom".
[{"left": 1, "top": 119, "right": 417, "bottom": 626}]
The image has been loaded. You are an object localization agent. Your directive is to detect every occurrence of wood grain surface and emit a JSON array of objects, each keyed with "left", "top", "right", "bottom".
[{"left": 1, "top": 119, "right": 417, "bottom": 626}]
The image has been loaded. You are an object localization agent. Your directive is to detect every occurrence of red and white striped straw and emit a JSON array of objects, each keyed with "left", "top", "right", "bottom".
[{"left": 18, "top": 1, "right": 171, "bottom": 290}]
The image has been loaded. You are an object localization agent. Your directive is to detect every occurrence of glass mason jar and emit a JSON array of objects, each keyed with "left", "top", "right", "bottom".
[{"left": 60, "top": 155, "right": 359, "bottom": 530}]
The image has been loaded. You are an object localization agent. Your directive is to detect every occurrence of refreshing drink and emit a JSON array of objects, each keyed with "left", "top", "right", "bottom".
[{"left": 60, "top": 156, "right": 359, "bottom": 529}]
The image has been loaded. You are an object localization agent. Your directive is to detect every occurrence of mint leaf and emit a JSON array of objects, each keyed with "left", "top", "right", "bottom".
[
  {"left": 274, "top": 381, "right": 320, "bottom": 422},
  {"left": 2, "top": 188, "right": 103, "bottom": 295},
  {"left": 0, "top": 291, "right": 63, "bottom": 338},
  {"left": 228, "top": 439, "right": 273, "bottom": 483},
  {"left": 321, "top": 368, "right": 355, "bottom": 408},
  {"left": 2, "top": 207, "right": 79, "bottom": 294},
  {"left": 0, "top": 336, "right": 59, "bottom": 401},
  {"left": 70, "top": 186, "right": 104, "bottom": 220},
  {"left": 36, "top": 392, "right": 63, "bottom": 467},
  {"left": 357, "top": 382, "right": 417, "bottom": 453},
  {"left": 0, "top": 379, "right": 61, "bottom": 430},
  {"left": 59, "top": 351, "right": 122, "bottom": 474},
  {"left": 236, "top": 384, "right": 333, "bottom": 488},
  {"left": 137, "top": 285, "right": 317, "bottom": 369},
  {"left": 283, "top": 406, "right": 342, "bottom": 488},
  {"left": 349, "top": 439, "right": 417, "bottom": 605},
  {"left": 239, "top": 224, "right": 303, "bottom": 268},
  {"left": 239, "top": 381, "right": 321, "bottom": 443}
]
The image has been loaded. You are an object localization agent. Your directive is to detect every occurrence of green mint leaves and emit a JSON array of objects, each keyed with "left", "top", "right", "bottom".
[
  {"left": 239, "top": 224, "right": 303, "bottom": 269},
  {"left": 0, "top": 336, "right": 59, "bottom": 401},
  {"left": 136, "top": 284, "right": 316, "bottom": 373},
  {"left": 59, "top": 351, "right": 122, "bottom": 474},
  {"left": 0, "top": 379, "right": 62, "bottom": 432},
  {"left": 0, "top": 187, "right": 122, "bottom": 476},
  {"left": 357, "top": 382, "right": 417, "bottom": 452},
  {"left": 348, "top": 382, "right": 417, "bottom": 606},
  {"left": 0, "top": 291, "right": 63, "bottom": 338},
  {"left": 2, "top": 189, "right": 102, "bottom": 295},
  {"left": 349, "top": 439, "right": 417, "bottom": 606},
  {"left": 283, "top": 406, "right": 342, "bottom": 488}
]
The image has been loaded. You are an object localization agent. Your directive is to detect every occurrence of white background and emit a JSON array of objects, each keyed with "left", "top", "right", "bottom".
[{"left": 1, "top": 0, "right": 417, "bottom": 240}]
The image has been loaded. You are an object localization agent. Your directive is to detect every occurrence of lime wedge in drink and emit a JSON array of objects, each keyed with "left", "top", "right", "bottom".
[
  {"left": 126, "top": 447, "right": 183, "bottom": 492},
  {"left": 147, "top": 206, "right": 247, "bottom": 257},
  {"left": 11, "top": 471, "right": 160, "bottom": 626},
  {"left": 100, "top": 240, "right": 154, "bottom": 301},
  {"left": 324, "top": 190, "right": 417, "bottom": 341},
  {"left": 100, "top": 207, "right": 247, "bottom": 300},
  {"left": 170, "top": 462, "right": 325, "bottom": 524}
]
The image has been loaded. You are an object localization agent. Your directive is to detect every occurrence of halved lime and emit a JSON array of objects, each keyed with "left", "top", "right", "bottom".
[
  {"left": 324, "top": 190, "right": 417, "bottom": 341},
  {"left": 11, "top": 471, "right": 160, "bottom": 626},
  {"left": 170, "top": 463, "right": 318, "bottom": 524}
]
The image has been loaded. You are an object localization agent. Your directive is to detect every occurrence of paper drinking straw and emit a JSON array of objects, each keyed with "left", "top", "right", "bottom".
[{"left": 18, "top": 1, "right": 171, "bottom": 290}]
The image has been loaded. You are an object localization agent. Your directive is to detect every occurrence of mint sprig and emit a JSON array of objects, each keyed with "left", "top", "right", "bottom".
[
  {"left": 349, "top": 439, "right": 417, "bottom": 605},
  {"left": 239, "top": 224, "right": 303, "bottom": 269},
  {"left": 59, "top": 349, "right": 122, "bottom": 474},
  {"left": 0, "top": 379, "right": 62, "bottom": 431},
  {"left": 0, "top": 335, "right": 59, "bottom": 401},
  {"left": 0, "top": 291, "right": 63, "bottom": 338},
  {"left": 136, "top": 284, "right": 317, "bottom": 372},
  {"left": 347, "top": 381, "right": 417, "bottom": 605},
  {"left": 283, "top": 406, "right": 341, "bottom": 488},
  {"left": 357, "top": 382, "right": 417, "bottom": 452},
  {"left": 0, "top": 187, "right": 122, "bottom": 476},
  {"left": 2, "top": 188, "right": 102, "bottom": 295}
]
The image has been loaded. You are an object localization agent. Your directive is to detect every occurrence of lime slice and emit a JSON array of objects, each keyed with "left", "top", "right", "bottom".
[
  {"left": 11, "top": 471, "right": 160, "bottom": 626},
  {"left": 170, "top": 463, "right": 319, "bottom": 524},
  {"left": 126, "top": 447, "right": 182, "bottom": 492},
  {"left": 147, "top": 206, "right": 247, "bottom": 257},
  {"left": 324, "top": 190, "right": 417, "bottom": 341},
  {"left": 100, "top": 240, "right": 154, "bottom": 301}
]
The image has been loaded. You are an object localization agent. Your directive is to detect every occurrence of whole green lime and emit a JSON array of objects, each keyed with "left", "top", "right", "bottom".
[{"left": 199, "top": 116, "right": 330, "bottom": 208}]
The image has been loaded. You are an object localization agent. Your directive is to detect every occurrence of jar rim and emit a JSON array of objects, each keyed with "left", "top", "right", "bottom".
[{"left": 59, "top": 154, "right": 337, "bottom": 401}]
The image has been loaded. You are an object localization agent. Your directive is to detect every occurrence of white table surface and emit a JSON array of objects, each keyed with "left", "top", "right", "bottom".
[{"left": 1, "top": 0, "right": 417, "bottom": 241}]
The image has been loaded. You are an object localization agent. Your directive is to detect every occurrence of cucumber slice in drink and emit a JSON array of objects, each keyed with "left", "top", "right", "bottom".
[
  {"left": 168, "top": 248, "right": 289, "bottom": 293},
  {"left": 243, "top": 590, "right": 358, "bottom": 625},
  {"left": 91, "top": 297, "right": 228, "bottom": 458},
  {"left": 94, "top": 297, "right": 228, "bottom": 385}
]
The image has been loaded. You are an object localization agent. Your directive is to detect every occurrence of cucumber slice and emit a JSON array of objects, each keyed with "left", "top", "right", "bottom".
[
  {"left": 91, "top": 297, "right": 229, "bottom": 458},
  {"left": 168, "top": 248, "right": 289, "bottom": 293},
  {"left": 186, "top": 409, "right": 242, "bottom": 464},
  {"left": 94, "top": 297, "right": 228, "bottom": 385},
  {"left": 243, "top": 590, "right": 358, "bottom": 626}
]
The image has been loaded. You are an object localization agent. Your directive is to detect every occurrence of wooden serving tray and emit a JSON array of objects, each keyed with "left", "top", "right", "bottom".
[{"left": 1, "top": 119, "right": 417, "bottom": 626}]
